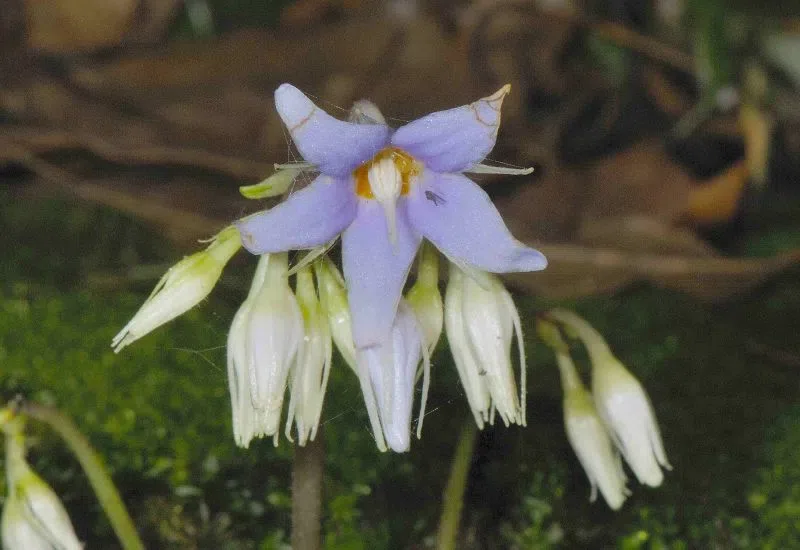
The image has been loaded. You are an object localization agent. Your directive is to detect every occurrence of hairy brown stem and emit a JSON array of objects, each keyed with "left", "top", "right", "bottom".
[{"left": 291, "top": 429, "right": 325, "bottom": 550}]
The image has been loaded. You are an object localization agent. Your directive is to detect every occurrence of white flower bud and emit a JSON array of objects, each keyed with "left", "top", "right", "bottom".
[
  {"left": 355, "top": 302, "right": 430, "bottom": 453},
  {"left": 406, "top": 243, "right": 443, "bottom": 354},
  {"left": 556, "top": 348, "right": 629, "bottom": 510},
  {"left": 2, "top": 426, "right": 83, "bottom": 550},
  {"left": 444, "top": 264, "right": 526, "bottom": 429},
  {"left": 548, "top": 309, "right": 671, "bottom": 487},
  {"left": 592, "top": 355, "right": 671, "bottom": 487},
  {"left": 227, "top": 253, "right": 304, "bottom": 447},
  {"left": 348, "top": 100, "right": 387, "bottom": 125},
  {"left": 112, "top": 226, "right": 241, "bottom": 352},
  {"left": 314, "top": 258, "right": 357, "bottom": 371},
  {"left": 285, "top": 266, "right": 333, "bottom": 446}
]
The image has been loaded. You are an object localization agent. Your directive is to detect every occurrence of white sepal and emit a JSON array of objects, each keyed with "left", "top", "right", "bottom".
[
  {"left": 239, "top": 167, "right": 302, "bottom": 199},
  {"left": 464, "top": 163, "right": 534, "bottom": 176},
  {"left": 285, "top": 266, "right": 333, "bottom": 446},
  {"left": 113, "top": 226, "right": 241, "bottom": 352}
]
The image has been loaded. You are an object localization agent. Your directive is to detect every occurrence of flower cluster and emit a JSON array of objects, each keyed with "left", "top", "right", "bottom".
[
  {"left": 113, "top": 83, "right": 547, "bottom": 452},
  {"left": 1, "top": 416, "right": 83, "bottom": 550},
  {"left": 538, "top": 310, "right": 671, "bottom": 509}
]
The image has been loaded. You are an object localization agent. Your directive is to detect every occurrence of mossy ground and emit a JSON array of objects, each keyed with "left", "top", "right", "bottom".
[{"left": 1, "top": 188, "right": 799, "bottom": 549}]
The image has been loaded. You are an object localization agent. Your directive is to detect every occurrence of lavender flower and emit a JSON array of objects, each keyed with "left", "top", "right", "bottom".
[
  {"left": 116, "top": 84, "right": 548, "bottom": 452},
  {"left": 236, "top": 84, "right": 547, "bottom": 352}
]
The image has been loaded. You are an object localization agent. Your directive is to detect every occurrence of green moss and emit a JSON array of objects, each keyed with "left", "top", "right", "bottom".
[{"left": 736, "top": 406, "right": 800, "bottom": 548}]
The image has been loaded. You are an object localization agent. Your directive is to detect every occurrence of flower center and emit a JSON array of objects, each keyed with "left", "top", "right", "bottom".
[
  {"left": 353, "top": 147, "right": 421, "bottom": 244},
  {"left": 354, "top": 147, "right": 420, "bottom": 199}
]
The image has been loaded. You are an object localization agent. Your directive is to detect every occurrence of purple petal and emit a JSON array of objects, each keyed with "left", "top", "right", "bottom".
[
  {"left": 390, "top": 85, "right": 510, "bottom": 173},
  {"left": 276, "top": 84, "right": 390, "bottom": 177},
  {"left": 237, "top": 175, "right": 356, "bottom": 254},
  {"left": 342, "top": 200, "right": 421, "bottom": 348},
  {"left": 407, "top": 172, "right": 547, "bottom": 272}
]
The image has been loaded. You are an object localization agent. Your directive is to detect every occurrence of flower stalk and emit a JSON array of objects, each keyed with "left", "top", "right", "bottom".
[{"left": 436, "top": 419, "right": 478, "bottom": 550}]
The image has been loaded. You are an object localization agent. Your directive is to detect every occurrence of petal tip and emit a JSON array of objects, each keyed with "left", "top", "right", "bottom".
[
  {"left": 530, "top": 250, "right": 548, "bottom": 271},
  {"left": 233, "top": 222, "right": 258, "bottom": 254},
  {"left": 274, "top": 82, "right": 300, "bottom": 101},
  {"left": 274, "top": 84, "right": 316, "bottom": 131},
  {"left": 512, "top": 246, "right": 548, "bottom": 272},
  {"left": 487, "top": 84, "right": 512, "bottom": 106}
]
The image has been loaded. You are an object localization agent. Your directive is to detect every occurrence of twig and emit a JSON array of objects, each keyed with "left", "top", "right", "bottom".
[
  {"left": 1, "top": 127, "right": 272, "bottom": 180},
  {"left": 9, "top": 146, "right": 221, "bottom": 245},
  {"left": 291, "top": 430, "right": 324, "bottom": 550}
]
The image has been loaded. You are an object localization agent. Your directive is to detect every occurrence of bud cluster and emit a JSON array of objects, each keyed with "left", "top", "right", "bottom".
[{"left": 538, "top": 310, "right": 671, "bottom": 509}]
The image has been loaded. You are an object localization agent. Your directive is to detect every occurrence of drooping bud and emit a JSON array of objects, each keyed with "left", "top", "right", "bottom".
[
  {"left": 314, "top": 258, "right": 357, "bottom": 371},
  {"left": 285, "top": 266, "right": 333, "bottom": 446},
  {"left": 548, "top": 309, "right": 671, "bottom": 487},
  {"left": 538, "top": 319, "right": 629, "bottom": 510},
  {"left": 348, "top": 99, "right": 387, "bottom": 125},
  {"left": 445, "top": 264, "right": 526, "bottom": 428},
  {"left": 112, "top": 226, "right": 240, "bottom": 352},
  {"left": 2, "top": 419, "right": 83, "bottom": 550},
  {"left": 227, "top": 253, "right": 304, "bottom": 447},
  {"left": 355, "top": 301, "right": 430, "bottom": 452},
  {"left": 406, "top": 242, "right": 443, "bottom": 354}
]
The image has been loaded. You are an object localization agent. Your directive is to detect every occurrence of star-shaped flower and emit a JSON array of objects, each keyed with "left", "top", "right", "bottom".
[{"left": 237, "top": 84, "right": 547, "bottom": 350}]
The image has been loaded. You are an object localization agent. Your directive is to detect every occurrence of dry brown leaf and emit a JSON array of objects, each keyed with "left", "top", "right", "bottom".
[
  {"left": 506, "top": 243, "right": 800, "bottom": 301},
  {"left": 687, "top": 161, "right": 749, "bottom": 226},
  {"left": 578, "top": 216, "right": 716, "bottom": 256},
  {"left": 584, "top": 140, "right": 692, "bottom": 223}
]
